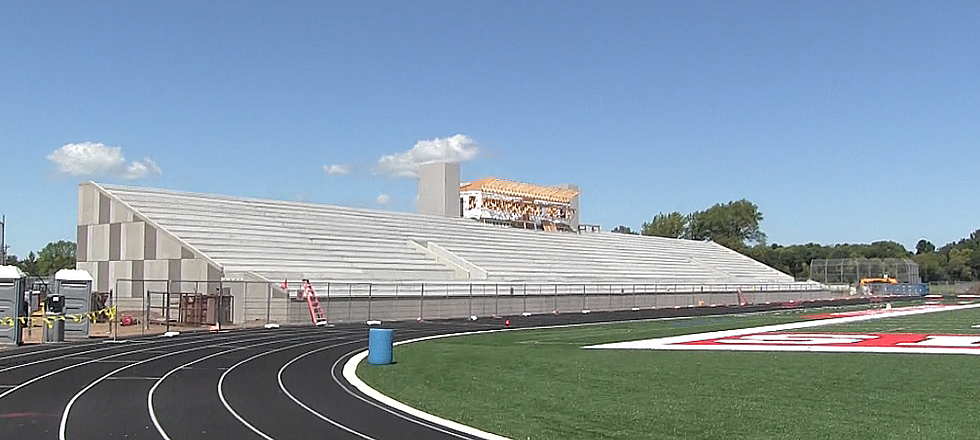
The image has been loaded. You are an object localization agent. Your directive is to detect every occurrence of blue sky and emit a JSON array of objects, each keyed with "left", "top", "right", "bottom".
[{"left": 1, "top": 1, "right": 978, "bottom": 257}]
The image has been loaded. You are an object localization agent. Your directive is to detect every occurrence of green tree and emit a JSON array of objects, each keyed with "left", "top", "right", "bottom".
[
  {"left": 17, "top": 252, "right": 39, "bottom": 276},
  {"left": 687, "top": 200, "right": 765, "bottom": 250},
  {"left": 912, "top": 251, "right": 947, "bottom": 282},
  {"left": 863, "top": 241, "right": 911, "bottom": 259},
  {"left": 37, "top": 240, "right": 76, "bottom": 276},
  {"left": 611, "top": 225, "right": 638, "bottom": 235},
  {"left": 641, "top": 212, "right": 687, "bottom": 239},
  {"left": 946, "top": 248, "right": 975, "bottom": 280},
  {"left": 915, "top": 239, "right": 936, "bottom": 255}
]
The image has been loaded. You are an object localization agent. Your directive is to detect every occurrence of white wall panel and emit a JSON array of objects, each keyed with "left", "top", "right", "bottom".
[
  {"left": 156, "top": 235, "right": 182, "bottom": 260},
  {"left": 109, "top": 261, "right": 133, "bottom": 298},
  {"left": 110, "top": 199, "right": 134, "bottom": 223},
  {"left": 121, "top": 222, "right": 145, "bottom": 260},
  {"left": 77, "top": 262, "right": 99, "bottom": 291},
  {"left": 181, "top": 259, "right": 208, "bottom": 281},
  {"left": 144, "top": 260, "right": 170, "bottom": 281},
  {"left": 78, "top": 185, "right": 98, "bottom": 225},
  {"left": 89, "top": 224, "right": 110, "bottom": 262}
]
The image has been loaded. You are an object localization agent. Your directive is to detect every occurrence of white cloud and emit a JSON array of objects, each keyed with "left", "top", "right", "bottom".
[
  {"left": 47, "top": 142, "right": 162, "bottom": 180},
  {"left": 323, "top": 164, "right": 351, "bottom": 175},
  {"left": 377, "top": 134, "right": 478, "bottom": 178},
  {"left": 47, "top": 142, "right": 125, "bottom": 176},
  {"left": 376, "top": 194, "right": 391, "bottom": 205},
  {"left": 124, "top": 158, "right": 162, "bottom": 180}
]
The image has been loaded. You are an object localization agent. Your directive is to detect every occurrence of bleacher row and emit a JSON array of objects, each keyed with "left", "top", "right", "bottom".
[{"left": 102, "top": 184, "right": 796, "bottom": 287}]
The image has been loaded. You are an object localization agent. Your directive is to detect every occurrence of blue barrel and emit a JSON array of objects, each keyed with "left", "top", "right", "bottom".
[{"left": 367, "top": 328, "right": 394, "bottom": 365}]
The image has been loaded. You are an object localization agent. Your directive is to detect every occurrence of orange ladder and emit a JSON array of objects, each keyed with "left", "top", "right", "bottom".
[{"left": 301, "top": 279, "right": 329, "bottom": 326}]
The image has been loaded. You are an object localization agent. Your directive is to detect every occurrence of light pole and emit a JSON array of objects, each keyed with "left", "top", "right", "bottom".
[{"left": 0, "top": 215, "right": 5, "bottom": 265}]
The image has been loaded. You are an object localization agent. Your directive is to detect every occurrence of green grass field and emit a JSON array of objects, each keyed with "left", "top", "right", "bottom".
[{"left": 358, "top": 305, "right": 980, "bottom": 439}]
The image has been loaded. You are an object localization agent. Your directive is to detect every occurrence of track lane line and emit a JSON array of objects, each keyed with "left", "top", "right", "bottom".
[
  {"left": 0, "top": 327, "right": 314, "bottom": 380},
  {"left": 275, "top": 333, "right": 486, "bottom": 440},
  {"left": 275, "top": 340, "right": 380, "bottom": 440},
  {"left": 217, "top": 335, "right": 369, "bottom": 440},
  {"left": 59, "top": 331, "right": 323, "bottom": 440},
  {"left": 328, "top": 348, "right": 485, "bottom": 440},
  {"left": 0, "top": 326, "right": 285, "bottom": 363},
  {"left": 148, "top": 330, "right": 362, "bottom": 440}
]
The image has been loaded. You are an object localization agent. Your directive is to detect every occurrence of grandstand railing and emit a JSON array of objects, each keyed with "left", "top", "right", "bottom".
[{"left": 98, "top": 278, "right": 835, "bottom": 338}]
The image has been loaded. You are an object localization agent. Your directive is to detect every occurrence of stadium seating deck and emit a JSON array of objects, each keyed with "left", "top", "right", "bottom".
[{"left": 100, "top": 184, "right": 795, "bottom": 285}]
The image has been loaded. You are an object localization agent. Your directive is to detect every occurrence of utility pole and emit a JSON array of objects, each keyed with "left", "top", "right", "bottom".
[{"left": 0, "top": 215, "right": 5, "bottom": 265}]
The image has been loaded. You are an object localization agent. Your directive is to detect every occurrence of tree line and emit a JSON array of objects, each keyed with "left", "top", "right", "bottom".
[
  {"left": 2, "top": 240, "right": 77, "bottom": 276},
  {"left": 614, "top": 201, "right": 979, "bottom": 282}
]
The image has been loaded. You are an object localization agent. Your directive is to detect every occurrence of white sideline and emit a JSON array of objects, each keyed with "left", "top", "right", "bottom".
[{"left": 587, "top": 302, "right": 980, "bottom": 349}]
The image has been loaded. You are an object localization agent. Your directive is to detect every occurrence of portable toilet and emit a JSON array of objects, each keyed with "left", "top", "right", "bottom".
[
  {"left": 0, "top": 266, "right": 26, "bottom": 346},
  {"left": 54, "top": 269, "right": 93, "bottom": 340}
]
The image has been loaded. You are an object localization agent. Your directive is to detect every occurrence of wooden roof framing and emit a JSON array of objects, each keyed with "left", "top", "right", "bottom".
[{"left": 460, "top": 178, "right": 580, "bottom": 204}]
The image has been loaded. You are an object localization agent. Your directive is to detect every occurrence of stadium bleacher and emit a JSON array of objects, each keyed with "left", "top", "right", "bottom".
[{"left": 100, "top": 183, "right": 794, "bottom": 285}]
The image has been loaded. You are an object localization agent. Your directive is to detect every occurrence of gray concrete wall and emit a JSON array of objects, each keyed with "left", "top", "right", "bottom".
[{"left": 418, "top": 162, "right": 461, "bottom": 218}]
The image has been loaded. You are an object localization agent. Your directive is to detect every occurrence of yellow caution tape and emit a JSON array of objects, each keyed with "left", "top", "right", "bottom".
[{"left": 3, "top": 306, "right": 118, "bottom": 327}]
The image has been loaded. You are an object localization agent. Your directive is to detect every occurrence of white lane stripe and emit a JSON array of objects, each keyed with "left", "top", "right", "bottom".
[
  {"left": 328, "top": 349, "right": 485, "bottom": 439},
  {"left": 586, "top": 303, "right": 980, "bottom": 349},
  {"left": 60, "top": 332, "right": 300, "bottom": 440},
  {"left": 105, "top": 376, "right": 162, "bottom": 380},
  {"left": 217, "top": 337, "right": 367, "bottom": 440},
  {"left": 340, "top": 328, "right": 528, "bottom": 440},
  {"left": 275, "top": 342, "right": 380, "bottom": 440},
  {"left": 0, "top": 341, "right": 105, "bottom": 362},
  {"left": 0, "top": 329, "right": 309, "bottom": 404},
  {"left": 0, "top": 327, "right": 312, "bottom": 380},
  {"left": 342, "top": 349, "right": 511, "bottom": 440},
  {"left": 148, "top": 332, "right": 355, "bottom": 440}
]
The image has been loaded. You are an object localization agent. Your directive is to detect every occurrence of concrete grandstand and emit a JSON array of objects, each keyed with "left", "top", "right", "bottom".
[{"left": 76, "top": 181, "right": 824, "bottom": 325}]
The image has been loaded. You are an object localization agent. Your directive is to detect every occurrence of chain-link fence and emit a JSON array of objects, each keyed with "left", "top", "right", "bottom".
[
  {"left": 91, "top": 279, "right": 833, "bottom": 337},
  {"left": 809, "top": 258, "right": 921, "bottom": 284}
]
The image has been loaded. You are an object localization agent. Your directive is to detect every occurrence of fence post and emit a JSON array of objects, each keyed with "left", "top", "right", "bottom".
[
  {"left": 553, "top": 285, "right": 558, "bottom": 313},
  {"left": 218, "top": 278, "right": 225, "bottom": 326},
  {"left": 582, "top": 285, "right": 587, "bottom": 310},
  {"left": 325, "top": 283, "right": 331, "bottom": 324},
  {"left": 419, "top": 283, "right": 425, "bottom": 320},
  {"left": 523, "top": 284, "right": 527, "bottom": 314},
  {"left": 347, "top": 284, "right": 352, "bottom": 322},
  {"left": 265, "top": 282, "right": 272, "bottom": 325},
  {"left": 165, "top": 288, "right": 171, "bottom": 333},
  {"left": 367, "top": 283, "right": 373, "bottom": 321},
  {"left": 494, "top": 284, "right": 499, "bottom": 317},
  {"left": 113, "top": 279, "right": 120, "bottom": 341},
  {"left": 538, "top": 284, "right": 542, "bottom": 314},
  {"left": 468, "top": 284, "right": 473, "bottom": 317}
]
